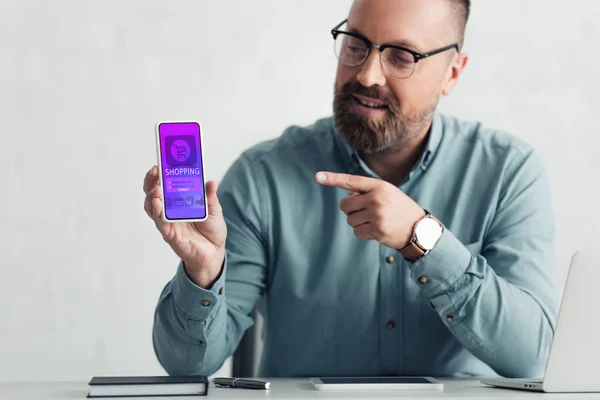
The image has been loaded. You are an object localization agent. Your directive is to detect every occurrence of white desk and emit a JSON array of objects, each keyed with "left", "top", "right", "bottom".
[{"left": 2, "top": 379, "right": 599, "bottom": 400}]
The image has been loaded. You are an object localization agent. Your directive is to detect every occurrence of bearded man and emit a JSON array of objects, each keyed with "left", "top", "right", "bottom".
[{"left": 145, "top": 0, "right": 558, "bottom": 379}]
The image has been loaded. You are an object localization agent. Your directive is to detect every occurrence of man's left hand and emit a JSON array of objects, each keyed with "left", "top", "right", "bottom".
[{"left": 316, "top": 171, "right": 426, "bottom": 249}]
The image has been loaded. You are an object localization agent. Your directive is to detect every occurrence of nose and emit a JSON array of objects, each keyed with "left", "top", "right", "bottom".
[{"left": 356, "top": 49, "right": 386, "bottom": 88}]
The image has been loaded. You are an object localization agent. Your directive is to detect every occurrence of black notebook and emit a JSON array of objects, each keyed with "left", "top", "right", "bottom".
[{"left": 87, "top": 375, "right": 209, "bottom": 398}]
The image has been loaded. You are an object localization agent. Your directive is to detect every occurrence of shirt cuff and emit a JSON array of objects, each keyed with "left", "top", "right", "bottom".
[
  {"left": 407, "top": 228, "right": 473, "bottom": 298},
  {"left": 171, "top": 255, "right": 227, "bottom": 321}
]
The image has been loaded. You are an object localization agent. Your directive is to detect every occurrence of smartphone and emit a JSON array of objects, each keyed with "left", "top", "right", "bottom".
[{"left": 155, "top": 121, "right": 208, "bottom": 222}]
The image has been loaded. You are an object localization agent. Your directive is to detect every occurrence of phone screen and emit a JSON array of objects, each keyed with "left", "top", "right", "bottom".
[{"left": 157, "top": 122, "right": 207, "bottom": 221}]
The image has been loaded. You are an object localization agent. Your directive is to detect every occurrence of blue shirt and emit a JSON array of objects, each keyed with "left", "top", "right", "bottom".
[{"left": 152, "top": 113, "right": 558, "bottom": 378}]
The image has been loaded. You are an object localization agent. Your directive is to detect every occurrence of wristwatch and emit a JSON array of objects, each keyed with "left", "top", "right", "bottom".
[{"left": 398, "top": 210, "right": 443, "bottom": 262}]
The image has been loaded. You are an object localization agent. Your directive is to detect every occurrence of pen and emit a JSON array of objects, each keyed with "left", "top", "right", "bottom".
[{"left": 212, "top": 377, "right": 271, "bottom": 390}]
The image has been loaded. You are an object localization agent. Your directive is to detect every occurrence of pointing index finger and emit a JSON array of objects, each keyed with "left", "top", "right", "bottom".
[{"left": 315, "top": 171, "right": 378, "bottom": 193}]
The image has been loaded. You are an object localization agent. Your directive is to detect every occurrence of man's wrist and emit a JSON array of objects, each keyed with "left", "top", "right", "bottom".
[
  {"left": 183, "top": 251, "right": 225, "bottom": 289},
  {"left": 398, "top": 210, "right": 443, "bottom": 262},
  {"left": 398, "top": 209, "right": 427, "bottom": 248}
]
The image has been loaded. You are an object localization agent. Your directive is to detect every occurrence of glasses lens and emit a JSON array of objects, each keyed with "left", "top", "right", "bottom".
[
  {"left": 334, "top": 33, "right": 368, "bottom": 67},
  {"left": 381, "top": 48, "right": 416, "bottom": 79}
]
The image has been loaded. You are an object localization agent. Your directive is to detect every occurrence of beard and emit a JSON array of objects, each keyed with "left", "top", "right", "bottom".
[{"left": 333, "top": 81, "right": 435, "bottom": 154}]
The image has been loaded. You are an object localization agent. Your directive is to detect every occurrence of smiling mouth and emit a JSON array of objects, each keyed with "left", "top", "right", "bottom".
[{"left": 352, "top": 95, "right": 389, "bottom": 109}]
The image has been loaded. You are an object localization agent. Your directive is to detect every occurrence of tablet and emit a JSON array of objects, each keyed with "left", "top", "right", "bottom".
[{"left": 309, "top": 376, "right": 443, "bottom": 391}]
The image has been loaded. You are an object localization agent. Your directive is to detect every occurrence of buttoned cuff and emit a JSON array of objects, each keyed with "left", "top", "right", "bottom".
[
  {"left": 172, "top": 255, "right": 227, "bottom": 321},
  {"left": 408, "top": 228, "right": 473, "bottom": 298}
]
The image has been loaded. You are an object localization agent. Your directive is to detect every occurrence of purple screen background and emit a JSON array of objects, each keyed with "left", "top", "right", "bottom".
[{"left": 158, "top": 122, "right": 207, "bottom": 220}]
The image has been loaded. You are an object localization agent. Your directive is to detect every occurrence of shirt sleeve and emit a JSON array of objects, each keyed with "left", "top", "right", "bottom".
[
  {"left": 408, "top": 149, "right": 559, "bottom": 378},
  {"left": 152, "top": 153, "right": 268, "bottom": 376}
]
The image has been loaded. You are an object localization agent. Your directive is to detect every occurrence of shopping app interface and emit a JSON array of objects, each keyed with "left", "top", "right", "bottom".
[{"left": 158, "top": 122, "right": 206, "bottom": 220}]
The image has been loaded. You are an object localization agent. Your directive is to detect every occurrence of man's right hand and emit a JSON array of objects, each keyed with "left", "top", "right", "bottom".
[{"left": 143, "top": 165, "right": 227, "bottom": 288}]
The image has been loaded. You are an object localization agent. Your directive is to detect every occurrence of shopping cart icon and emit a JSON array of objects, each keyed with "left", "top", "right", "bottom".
[
  {"left": 175, "top": 145, "right": 188, "bottom": 160},
  {"left": 166, "top": 135, "right": 196, "bottom": 166}
]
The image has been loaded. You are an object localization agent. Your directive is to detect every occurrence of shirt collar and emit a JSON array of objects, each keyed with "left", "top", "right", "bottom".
[{"left": 332, "top": 112, "right": 443, "bottom": 175}]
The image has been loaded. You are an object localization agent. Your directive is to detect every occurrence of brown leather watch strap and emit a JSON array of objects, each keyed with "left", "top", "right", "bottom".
[{"left": 398, "top": 241, "right": 426, "bottom": 261}]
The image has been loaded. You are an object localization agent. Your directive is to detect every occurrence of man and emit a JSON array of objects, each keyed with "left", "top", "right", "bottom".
[{"left": 144, "top": 0, "right": 558, "bottom": 378}]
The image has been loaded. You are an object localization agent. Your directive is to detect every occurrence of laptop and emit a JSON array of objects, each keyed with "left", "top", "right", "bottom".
[{"left": 481, "top": 250, "right": 600, "bottom": 393}]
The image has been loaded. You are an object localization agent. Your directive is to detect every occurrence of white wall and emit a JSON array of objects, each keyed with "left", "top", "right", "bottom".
[{"left": 0, "top": 0, "right": 598, "bottom": 383}]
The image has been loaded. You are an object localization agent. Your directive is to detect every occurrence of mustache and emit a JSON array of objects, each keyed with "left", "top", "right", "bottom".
[{"left": 337, "top": 81, "right": 398, "bottom": 109}]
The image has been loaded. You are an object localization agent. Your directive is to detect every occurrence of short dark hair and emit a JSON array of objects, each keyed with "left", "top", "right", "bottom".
[{"left": 446, "top": 0, "right": 470, "bottom": 49}]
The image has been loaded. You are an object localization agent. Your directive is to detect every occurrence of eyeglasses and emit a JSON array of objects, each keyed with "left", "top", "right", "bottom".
[{"left": 331, "top": 19, "right": 459, "bottom": 79}]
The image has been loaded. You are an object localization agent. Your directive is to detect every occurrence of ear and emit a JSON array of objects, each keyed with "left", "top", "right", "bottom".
[{"left": 442, "top": 53, "right": 469, "bottom": 96}]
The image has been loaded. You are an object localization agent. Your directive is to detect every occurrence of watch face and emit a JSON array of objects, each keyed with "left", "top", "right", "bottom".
[{"left": 414, "top": 217, "right": 443, "bottom": 250}]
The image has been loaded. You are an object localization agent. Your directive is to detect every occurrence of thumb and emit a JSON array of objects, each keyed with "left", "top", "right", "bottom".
[{"left": 205, "top": 180, "right": 223, "bottom": 216}]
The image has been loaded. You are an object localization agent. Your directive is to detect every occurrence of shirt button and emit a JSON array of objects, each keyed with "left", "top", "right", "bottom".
[
  {"left": 418, "top": 276, "right": 428, "bottom": 284},
  {"left": 446, "top": 315, "right": 454, "bottom": 322},
  {"left": 200, "top": 299, "right": 211, "bottom": 306},
  {"left": 386, "top": 255, "right": 395, "bottom": 263},
  {"left": 196, "top": 339, "right": 204, "bottom": 345},
  {"left": 218, "top": 287, "right": 225, "bottom": 295},
  {"left": 385, "top": 320, "right": 396, "bottom": 329}
]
